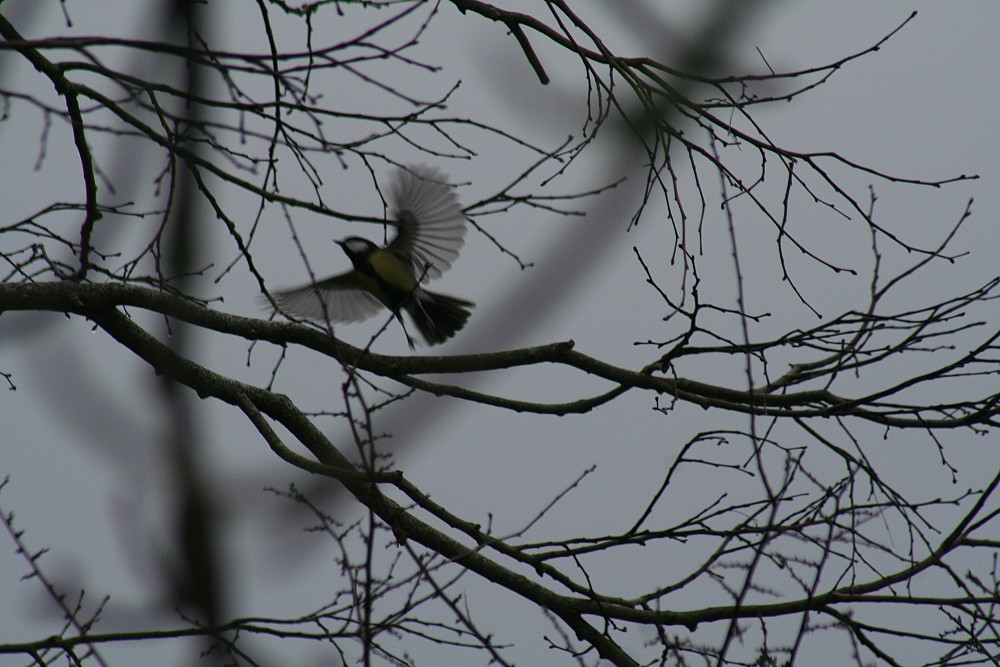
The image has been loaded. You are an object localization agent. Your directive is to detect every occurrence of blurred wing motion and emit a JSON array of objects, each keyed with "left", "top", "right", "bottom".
[
  {"left": 387, "top": 164, "right": 467, "bottom": 280},
  {"left": 266, "top": 164, "right": 470, "bottom": 337},
  {"left": 269, "top": 272, "right": 384, "bottom": 323}
]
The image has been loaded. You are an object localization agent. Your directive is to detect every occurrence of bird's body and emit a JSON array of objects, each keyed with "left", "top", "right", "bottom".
[{"left": 269, "top": 165, "right": 474, "bottom": 347}]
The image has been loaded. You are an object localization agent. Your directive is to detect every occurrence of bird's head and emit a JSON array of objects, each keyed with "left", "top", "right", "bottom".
[{"left": 337, "top": 236, "right": 377, "bottom": 262}]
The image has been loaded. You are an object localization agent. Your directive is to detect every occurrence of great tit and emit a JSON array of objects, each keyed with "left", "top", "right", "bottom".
[{"left": 269, "top": 164, "right": 474, "bottom": 347}]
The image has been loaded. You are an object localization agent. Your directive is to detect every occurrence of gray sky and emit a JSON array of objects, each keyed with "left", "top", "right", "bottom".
[{"left": 1, "top": 2, "right": 999, "bottom": 665}]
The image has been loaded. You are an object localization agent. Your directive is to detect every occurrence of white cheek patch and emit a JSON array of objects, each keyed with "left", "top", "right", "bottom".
[{"left": 344, "top": 238, "right": 373, "bottom": 254}]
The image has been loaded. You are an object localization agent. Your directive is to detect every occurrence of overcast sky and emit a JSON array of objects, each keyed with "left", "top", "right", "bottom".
[{"left": 2, "top": 2, "right": 999, "bottom": 665}]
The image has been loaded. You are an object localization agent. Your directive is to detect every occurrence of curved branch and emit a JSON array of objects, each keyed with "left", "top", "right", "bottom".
[
  {"left": 0, "top": 15, "right": 102, "bottom": 279},
  {"left": 2, "top": 281, "right": 997, "bottom": 429}
]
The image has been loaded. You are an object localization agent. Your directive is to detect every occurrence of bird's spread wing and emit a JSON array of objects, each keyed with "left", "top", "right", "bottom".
[
  {"left": 270, "top": 271, "right": 385, "bottom": 323},
  {"left": 386, "top": 164, "right": 467, "bottom": 281}
]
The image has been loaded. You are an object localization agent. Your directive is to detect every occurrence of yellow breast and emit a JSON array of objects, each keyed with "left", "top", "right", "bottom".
[{"left": 367, "top": 248, "right": 419, "bottom": 293}]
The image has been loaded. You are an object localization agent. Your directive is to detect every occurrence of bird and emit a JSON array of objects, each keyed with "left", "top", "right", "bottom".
[{"left": 268, "top": 164, "right": 474, "bottom": 348}]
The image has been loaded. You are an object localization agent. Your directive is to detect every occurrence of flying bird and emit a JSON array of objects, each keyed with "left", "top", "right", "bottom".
[{"left": 268, "top": 164, "right": 473, "bottom": 347}]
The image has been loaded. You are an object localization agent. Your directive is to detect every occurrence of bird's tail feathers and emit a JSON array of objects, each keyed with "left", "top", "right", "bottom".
[{"left": 405, "top": 290, "right": 474, "bottom": 345}]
